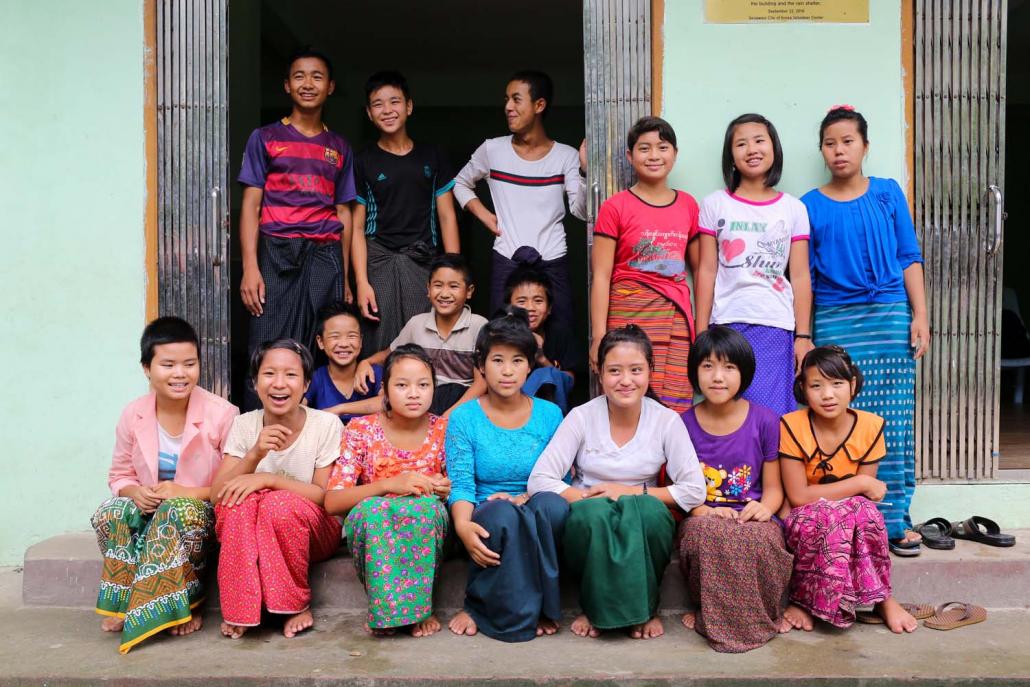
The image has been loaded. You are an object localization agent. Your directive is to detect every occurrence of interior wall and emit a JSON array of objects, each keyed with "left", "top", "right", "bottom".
[{"left": 1004, "top": 1, "right": 1029, "bottom": 324}]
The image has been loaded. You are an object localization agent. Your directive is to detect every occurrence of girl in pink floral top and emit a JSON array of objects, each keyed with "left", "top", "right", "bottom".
[{"left": 324, "top": 344, "right": 451, "bottom": 637}]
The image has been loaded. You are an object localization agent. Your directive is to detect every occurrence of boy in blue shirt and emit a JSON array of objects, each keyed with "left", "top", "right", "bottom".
[{"left": 307, "top": 302, "right": 383, "bottom": 422}]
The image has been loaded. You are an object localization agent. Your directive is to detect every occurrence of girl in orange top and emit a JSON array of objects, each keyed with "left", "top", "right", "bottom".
[{"left": 779, "top": 346, "right": 916, "bottom": 634}]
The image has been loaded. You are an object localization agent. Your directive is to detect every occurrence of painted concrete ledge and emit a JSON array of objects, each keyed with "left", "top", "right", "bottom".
[
  {"left": 0, "top": 598, "right": 1027, "bottom": 686},
  {"left": 23, "top": 530, "right": 1030, "bottom": 611}
]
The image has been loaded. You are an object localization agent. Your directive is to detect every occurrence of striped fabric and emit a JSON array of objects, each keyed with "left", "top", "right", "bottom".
[
  {"left": 607, "top": 281, "right": 693, "bottom": 413},
  {"left": 362, "top": 239, "right": 433, "bottom": 354},
  {"left": 813, "top": 301, "right": 916, "bottom": 540}
]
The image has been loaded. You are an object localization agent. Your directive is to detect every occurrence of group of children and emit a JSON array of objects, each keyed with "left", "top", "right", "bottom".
[{"left": 90, "top": 46, "right": 931, "bottom": 655}]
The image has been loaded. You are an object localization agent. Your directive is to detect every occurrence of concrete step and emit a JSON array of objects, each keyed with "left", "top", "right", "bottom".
[{"left": 24, "top": 530, "right": 1030, "bottom": 611}]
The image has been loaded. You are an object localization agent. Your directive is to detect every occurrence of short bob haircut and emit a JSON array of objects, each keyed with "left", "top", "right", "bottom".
[
  {"left": 381, "top": 344, "right": 435, "bottom": 415},
  {"left": 793, "top": 344, "right": 864, "bottom": 405},
  {"left": 626, "top": 116, "right": 677, "bottom": 151},
  {"left": 722, "top": 113, "right": 783, "bottom": 192},
  {"left": 508, "top": 70, "right": 554, "bottom": 117},
  {"left": 819, "top": 107, "right": 869, "bottom": 145},
  {"left": 429, "top": 252, "right": 473, "bottom": 286},
  {"left": 140, "top": 316, "right": 200, "bottom": 366},
  {"left": 365, "top": 70, "right": 410, "bottom": 102},
  {"left": 315, "top": 300, "right": 363, "bottom": 338},
  {"left": 687, "top": 326, "right": 756, "bottom": 399},
  {"left": 249, "top": 338, "right": 315, "bottom": 384},
  {"left": 285, "top": 45, "right": 334, "bottom": 81},
  {"left": 503, "top": 264, "right": 553, "bottom": 308},
  {"left": 474, "top": 307, "right": 538, "bottom": 369}
]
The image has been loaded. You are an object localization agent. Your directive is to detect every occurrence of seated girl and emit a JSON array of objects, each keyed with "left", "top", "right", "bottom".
[
  {"left": 211, "top": 339, "right": 343, "bottom": 640},
  {"left": 445, "top": 308, "right": 568, "bottom": 642},
  {"left": 678, "top": 326, "right": 792, "bottom": 653},
  {"left": 505, "top": 264, "right": 583, "bottom": 413},
  {"left": 324, "top": 344, "right": 451, "bottom": 638},
  {"left": 528, "top": 325, "right": 706, "bottom": 640},
  {"left": 779, "top": 345, "right": 917, "bottom": 633},
  {"left": 92, "top": 316, "right": 238, "bottom": 653}
]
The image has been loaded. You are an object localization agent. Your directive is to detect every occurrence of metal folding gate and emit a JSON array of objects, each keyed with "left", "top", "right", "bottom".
[
  {"left": 914, "top": 0, "right": 1007, "bottom": 480},
  {"left": 156, "top": 0, "right": 231, "bottom": 398}
]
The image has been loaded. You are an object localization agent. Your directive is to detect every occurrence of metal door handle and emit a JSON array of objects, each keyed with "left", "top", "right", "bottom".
[
  {"left": 985, "top": 184, "right": 1005, "bottom": 255},
  {"left": 591, "top": 182, "right": 601, "bottom": 222},
  {"left": 211, "top": 187, "right": 223, "bottom": 266}
]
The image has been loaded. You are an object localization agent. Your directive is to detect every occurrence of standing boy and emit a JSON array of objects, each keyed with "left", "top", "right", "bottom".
[
  {"left": 356, "top": 253, "right": 486, "bottom": 416},
  {"left": 452, "top": 71, "right": 586, "bottom": 324},
  {"left": 307, "top": 301, "right": 384, "bottom": 423},
  {"left": 352, "top": 71, "right": 460, "bottom": 354},
  {"left": 238, "top": 46, "right": 356, "bottom": 407}
]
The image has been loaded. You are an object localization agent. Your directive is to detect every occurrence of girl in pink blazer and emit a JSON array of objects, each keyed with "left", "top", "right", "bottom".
[{"left": 91, "top": 317, "right": 238, "bottom": 653}]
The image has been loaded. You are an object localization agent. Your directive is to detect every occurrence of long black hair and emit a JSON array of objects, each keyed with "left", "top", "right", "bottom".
[
  {"left": 596, "top": 325, "right": 663, "bottom": 404},
  {"left": 381, "top": 344, "right": 436, "bottom": 415},
  {"left": 722, "top": 113, "right": 783, "bottom": 192}
]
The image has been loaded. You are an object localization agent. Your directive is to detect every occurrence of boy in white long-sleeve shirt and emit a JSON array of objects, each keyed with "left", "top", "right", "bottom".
[{"left": 452, "top": 70, "right": 586, "bottom": 324}]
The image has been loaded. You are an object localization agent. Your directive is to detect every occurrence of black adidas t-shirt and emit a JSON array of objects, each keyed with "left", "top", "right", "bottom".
[{"left": 354, "top": 143, "right": 455, "bottom": 251}]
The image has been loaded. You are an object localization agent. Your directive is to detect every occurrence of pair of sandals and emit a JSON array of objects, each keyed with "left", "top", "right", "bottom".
[
  {"left": 857, "top": 601, "right": 988, "bottom": 631},
  {"left": 909, "top": 515, "right": 1017, "bottom": 552}
]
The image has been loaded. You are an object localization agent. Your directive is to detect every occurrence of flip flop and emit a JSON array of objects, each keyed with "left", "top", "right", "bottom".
[
  {"left": 923, "top": 602, "right": 987, "bottom": 631},
  {"left": 950, "top": 516, "right": 1016, "bottom": 547},
  {"left": 913, "top": 518, "right": 956, "bottom": 550},
  {"left": 889, "top": 537, "right": 921, "bottom": 556},
  {"left": 856, "top": 603, "right": 935, "bottom": 624}
]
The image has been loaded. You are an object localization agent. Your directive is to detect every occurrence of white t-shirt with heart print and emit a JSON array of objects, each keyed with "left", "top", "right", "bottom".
[{"left": 698, "top": 189, "right": 811, "bottom": 331}]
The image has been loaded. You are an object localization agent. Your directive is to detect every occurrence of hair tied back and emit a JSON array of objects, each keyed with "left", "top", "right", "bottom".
[{"left": 828, "top": 104, "right": 856, "bottom": 112}]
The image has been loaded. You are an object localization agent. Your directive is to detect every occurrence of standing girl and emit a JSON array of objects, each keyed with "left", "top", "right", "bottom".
[
  {"left": 212, "top": 339, "right": 342, "bottom": 640},
  {"left": 92, "top": 317, "right": 238, "bottom": 653},
  {"left": 591, "top": 116, "right": 700, "bottom": 412},
  {"left": 694, "top": 114, "right": 813, "bottom": 416},
  {"left": 324, "top": 344, "right": 451, "bottom": 637},
  {"left": 678, "top": 326, "right": 792, "bottom": 652},
  {"left": 802, "top": 106, "right": 929, "bottom": 556},
  {"left": 528, "top": 325, "right": 706, "bottom": 639},
  {"left": 445, "top": 309, "right": 568, "bottom": 642},
  {"left": 780, "top": 346, "right": 916, "bottom": 633}
]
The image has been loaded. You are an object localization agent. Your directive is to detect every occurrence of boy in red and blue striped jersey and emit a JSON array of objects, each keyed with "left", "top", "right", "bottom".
[{"left": 238, "top": 46, "right": 356, "bottom": 407}]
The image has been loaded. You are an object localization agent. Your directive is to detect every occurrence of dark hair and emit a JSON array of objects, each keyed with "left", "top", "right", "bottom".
[
  {"left": 819, "top": 107, "right": 869, "bottom": 145},
  {"left": 722, "top": 113, "right": 783, "bottom": 192},
  {"left": 687, "top": 326, "right": 756, "bottom": 399},
  {"left": 429, "top": 252, "right": 473, "bottom": 285},
  {"left": 365, "top": 70, "right": 410, "bottom": 102},
  {"left": 316, "top": 301, "right": 362, "bottom": 338},
  {"left": 285, "top": 46, "right": 334, "bottom": 81},
  {"left": 793, "top": 345, "right": 864, "bottom": 405},
  {"left": 474, "top": 307, "right": 538, "bottom": 369},
  {"left": 140, "top": 316, "right": 200, "bottom": 366},
  {"left": 381, "top": 344, "right": 435, "bottom": 415},
  {"left": 627, "top": 116, "right": 677, "bottom": 151},
  {"left": 249, "top": 339, "right": 315, "bottom": 384},
  {"left": 596, "top": 325, "right": 662, "bottom": 403},
  {"left": 508, "top": 70, "right": 554, "bottom": 117},
  {"left": 503, "top": 264, "right": 553, "bottom": 307}
]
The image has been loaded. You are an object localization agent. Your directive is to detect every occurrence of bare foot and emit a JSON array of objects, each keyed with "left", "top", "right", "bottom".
[
  {"left": 283, "top": 609, "right": 314, "bottom": 638},
  {"left": 410, "top": 614, "right": 441, "bottom": 638},
  {"left": 448, "top": 610, "right": 478, "bottom": 636},
  {"left": 220, "top": 621, "right": 248, "bottom": 639},
  {"left": 778, "top": 616, "right": 794, "bottom": 633},
  {"left": 168, "top": 614, "right": 203, "bottom": 636},
  {"left": 876, "top": 597, "right": 918, "bottom": 634},
  {"left": 902, "top": 530, "right": 923, "bottom": 545},
  {"left": 364, "top": 623, "right": 396, "bottom": 637},
  {"left": 100, "top": 616, "right": 124, "bottom": 633},
  {"left": 536, "top": 617, "right": 560, "bottom": 636},
  {"left": 681, "top": 611, "right": 696, "bottom": 630},
  {"left": 570, "top": 613, "right": 600, "bottom": 638},
  {"left": 783, "top": 604, "right": 814, "bottom": 632},
  {"left": 630, "top": 616, "right": 664, "bottom": 640}
]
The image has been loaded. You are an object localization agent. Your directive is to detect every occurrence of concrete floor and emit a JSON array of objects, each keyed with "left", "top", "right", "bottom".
[{"left": 1, "top": 568, "right": 1028, "bottom": 686}]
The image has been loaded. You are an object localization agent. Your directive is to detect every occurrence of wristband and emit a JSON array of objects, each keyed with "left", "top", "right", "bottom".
[{"left": 794, "top": 333, "right": 812, "bottom": 340}]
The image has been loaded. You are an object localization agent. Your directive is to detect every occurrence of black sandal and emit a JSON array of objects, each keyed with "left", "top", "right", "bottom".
[
  {"left": 951, "top": 516, "right": 1016, "bottom": 547},
  {"left": 913, "top": 518, "right": 956, "bottom": 550},
  {"left": 889, "top": 537, "right": 922, "bottom": 557}
]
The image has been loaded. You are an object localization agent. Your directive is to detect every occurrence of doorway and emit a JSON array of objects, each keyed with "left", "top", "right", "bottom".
[{"left": 226, "top": 0, "right": 588, "bottom": 403}]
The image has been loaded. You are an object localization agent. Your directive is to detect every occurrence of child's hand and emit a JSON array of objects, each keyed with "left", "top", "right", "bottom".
[
  {"left": 130, "top": 485, "right": 162, "bottom": 514},
  {"left": 430, "top": 474, "right": 452, "bottom": 500},
  {"left": 356, "top": 282, "right": 380, "bottom": 322},
  {"left": 218, "top": 473, "right": 273, "bottom": 507},
  {"left": 486, "top": 492, "right": 529, "bottom": 506},
  {"left": 383, "top": 472, "right": 436, "bottom": 497},
  {"left": 479, "top": 211, "right": 501, "bottom": 237},
  {"left": 911, "top": 314, "right": 930, "bottom": 359},
  {"left": 794, "top": 338, "right": 815, "bottom": 374},
  {"left": 588, "top": 338, "right": 602, "bottom": 373},
  {"left": 343, "top": 282, "right": 354, "bottom": 305},
  {"left": 579, "top": 138, "right": 588, "bottom": 173},
  {"left": 860, "top": 476, "right": 888, "bottom": 502},
  {"left": 737, "top": 500, "right": 773, "bottom": 523},
  {"left": 583, "top": 482, "right": 640, "bottom": 500},
  {"left": 240, "top": 267, "right": 266, "bottom": 317},
  {"left": 152, "top": 481, "right": 186, "bottom": 500},
  {"left": 456, "top": 520, "right": 500, "bottom": 567},
  {"left": 354, "top": 361, "right": 376, "bottom": 394},
  {"left": 709, "top": 507, "right": 739, "bottom": 520},
  {"left": 251, "top": 424, "right": 292, "bottom": 461}
]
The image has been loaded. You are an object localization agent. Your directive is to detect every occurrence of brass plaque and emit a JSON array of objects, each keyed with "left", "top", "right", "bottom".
[{"left": 705, "top": 0, "right": 870, "bottom": 23}]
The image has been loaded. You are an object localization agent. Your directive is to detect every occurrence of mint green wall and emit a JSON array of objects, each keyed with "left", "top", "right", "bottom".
[
  {"left": 0, "top": 2, "right": 147, "bottom": 564},
  {"left": 661, "top": 2, "right": 906, "bottom": 199}
]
